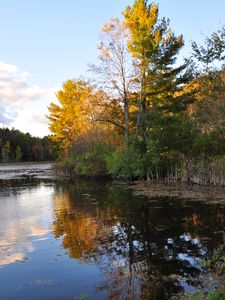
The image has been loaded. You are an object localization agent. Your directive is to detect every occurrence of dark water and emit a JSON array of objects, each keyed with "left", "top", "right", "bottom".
[{"left": 0, "top": 174, "right": 224, "bottom": 299}]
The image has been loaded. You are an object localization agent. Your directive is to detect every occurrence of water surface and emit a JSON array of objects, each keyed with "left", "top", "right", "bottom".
[{"left": 0, "top": 164, "right": 224, "bottom": 299}]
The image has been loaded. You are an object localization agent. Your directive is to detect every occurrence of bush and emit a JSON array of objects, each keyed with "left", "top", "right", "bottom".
[
  {"left": 57, "top": 141, "right": 110, "bottom": 178},
  {"left": 105, "top": 144, "right": 146, "bottom": 179}
]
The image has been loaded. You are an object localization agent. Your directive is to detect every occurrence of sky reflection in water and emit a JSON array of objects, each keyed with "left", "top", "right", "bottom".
[{"left": 0, "top": 179, "right": 224, "bottom": 300}]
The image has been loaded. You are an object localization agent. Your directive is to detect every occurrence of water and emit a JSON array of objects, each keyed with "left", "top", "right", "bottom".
[
  {"left": 0, "top": 164, "right": 224, "bottom": 299},
  {"left": 0, "top": 162, "right": 53, "bottom": 180}
]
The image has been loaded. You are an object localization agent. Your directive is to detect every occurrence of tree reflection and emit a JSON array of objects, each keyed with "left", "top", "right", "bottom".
[
  {"left": 53, "top": 192, "right": 109, "bottom": 260},
  {"left": 52, "top": 180, "right": 225, "bottom": 299}
]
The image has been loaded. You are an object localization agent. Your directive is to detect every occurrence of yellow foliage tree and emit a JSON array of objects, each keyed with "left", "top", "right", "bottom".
[{"left": 47, "top": 79, "right": 123, "bottom": 152}]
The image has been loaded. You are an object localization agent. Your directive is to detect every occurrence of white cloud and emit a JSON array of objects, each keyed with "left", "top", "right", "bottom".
[
  {"left": 0, "top": 61, "right": 58, "bottom": 136},
  {"left": 0, "top": 185, "right": 53, "bottom": 266},
  {"left": 0, "top": 104, "right": 14, "bottom": 125},
  {"left": 0, "top": 61, "right": 45, "bottom": 107},
  {"left": 29, "top": 114, "right": 49, "bottom": 125}
]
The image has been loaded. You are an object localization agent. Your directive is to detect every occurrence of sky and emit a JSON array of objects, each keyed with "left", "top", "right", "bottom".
[{"left": 0, "top": 0, "right": 224, "bottom": 137}]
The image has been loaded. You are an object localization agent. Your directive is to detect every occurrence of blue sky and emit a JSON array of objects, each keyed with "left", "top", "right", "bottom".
[{"left": 0, "top": 0, "right": 224, "bottom": 136}]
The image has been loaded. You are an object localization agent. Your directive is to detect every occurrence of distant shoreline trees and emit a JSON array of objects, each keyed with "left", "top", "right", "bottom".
[{"left": 0, "top": 127, "right": 58, "bottom": 163}]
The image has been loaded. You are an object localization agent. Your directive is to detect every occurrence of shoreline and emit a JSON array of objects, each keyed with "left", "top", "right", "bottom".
[
  {"left": 128, "top": 180, "right": 225, "bottom": 204},
  {"left": 0, "top": 161, "right": 55, "bottom": 166},
  {"left": 1, "top": 162, "right": 225, "bottom": 204}
]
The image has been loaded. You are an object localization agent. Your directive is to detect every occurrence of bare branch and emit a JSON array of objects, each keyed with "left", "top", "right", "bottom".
[{"left": 96, "top": 118, "right": 125, "bottom": 130}]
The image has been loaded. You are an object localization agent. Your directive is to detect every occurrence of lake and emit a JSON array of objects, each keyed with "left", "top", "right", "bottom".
[{"left": 0, "top": 163, "right": 224, "bottom": 299}]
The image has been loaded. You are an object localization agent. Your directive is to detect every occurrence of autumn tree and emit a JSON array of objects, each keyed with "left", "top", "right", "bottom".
[
  {"left": 123, "top": 0, "right": 161, "bottom": 137},
  {"left": 124, "top": 0, "right": 193, "bottom": 131},
  {"left": 47, "top": 79, "right": 121, "bottom": 161},
  {"left": 48, "top": 80, "right": 103, "bottom": 151},
  {"left": 121, "top": 0, "right": 195, "bottom": 177},
  {"left": 46, "top": 1, "right": 224, "bottom": 180},
  {"left": 191, "top": 26, "right": 225, "bottom": 151},
  {"left": 91, "top": 18, "right": 135, "bottom": 156}
]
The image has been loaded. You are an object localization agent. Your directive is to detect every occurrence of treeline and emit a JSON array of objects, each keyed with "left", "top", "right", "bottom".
[
  {"left": 48, "top": 0, "right": 225, "bottom": 183},
  {"left": 0, "top": 127, "right": 58, "bottom": 163}
]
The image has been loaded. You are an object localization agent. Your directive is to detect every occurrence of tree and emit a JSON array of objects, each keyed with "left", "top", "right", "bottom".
[
  {"left": 47, "top": 79, "right": 117, "bottom": 153},
  {"left": 32, "top": 143, "right": 44, "bottom": 161},
  {"left": 192, "top": 25, "right": 225, "bottom": 70},
  {"left": 3, "top": 141, "right": 11, "bottom": 162},
  {"left": 123, "top": 0, "right": 194, "bottom": 177},
  {"left": 91, "top": 18, "right": 135, "bottom": 155},
  {"left": 0, "top": 127, "right": 57, "bottom": 162},
  {"left": 190, "top": 26, "right": 225, "bottom": 147},
  {"left": 0, "top": 139, "right": 3, "bottom": 162},
  {"left": 192, "top": 69, "right": 225, "bottom": 137},
  {"left": 15, "top": 146, "right": 22, "bottom": 162},
  {"left": 48, "top": 80, "right": 92, "bottom": 150},
  {"left": 124, "top": 1, "right": 193, "bottom": 129},
  {"left": 123, "top": 0, "right": 162, "bottom": 136}
]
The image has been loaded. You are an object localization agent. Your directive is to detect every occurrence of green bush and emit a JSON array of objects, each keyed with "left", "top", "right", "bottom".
[
  {"left": 105, "top": 143, "right": 147, "bottom": 179},
  {"left": 62, "top": 141, "right": 110, "bottom": 177}
]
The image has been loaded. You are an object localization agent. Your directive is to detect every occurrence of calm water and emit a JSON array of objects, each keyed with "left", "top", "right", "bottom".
[{"left": 0, "top": 165, "right": 224, "bottom": 299}]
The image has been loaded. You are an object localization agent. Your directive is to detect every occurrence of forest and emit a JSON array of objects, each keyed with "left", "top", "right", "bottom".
[
  {"left": 0, "top": 127, "right": 58, "bottom": 162},
  {"left": 47, "top": 0, "right": 225, "bottom": 184}
]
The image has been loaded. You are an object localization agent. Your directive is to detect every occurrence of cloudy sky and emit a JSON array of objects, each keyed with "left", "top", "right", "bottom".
[{"left": 0, "top": 0, "right": 224, "bottom": 137}]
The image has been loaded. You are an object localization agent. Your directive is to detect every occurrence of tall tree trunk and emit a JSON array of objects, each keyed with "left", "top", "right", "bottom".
[
  {"left": 124, "top": 94, "right": 131, "bottom": 178},
  {"left": 124, "top": 96, "right": 129, "bottom": 153}
]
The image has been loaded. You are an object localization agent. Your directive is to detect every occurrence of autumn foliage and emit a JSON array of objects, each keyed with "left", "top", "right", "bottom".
[{"left": 47, "top": 0, "right": 225, "bottom": 182}]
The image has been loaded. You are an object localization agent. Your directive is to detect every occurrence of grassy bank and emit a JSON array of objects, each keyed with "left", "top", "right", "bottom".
[
  {"left": 177, "top": 283, "right": 225, "bottom": 300},
  {"left": 53, "top": 152, "right": 225, "bottom": 186}
]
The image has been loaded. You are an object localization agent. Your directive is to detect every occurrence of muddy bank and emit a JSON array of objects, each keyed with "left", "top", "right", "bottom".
[{"left": 129, "top": 180, "right": 225, "bottom": 204}]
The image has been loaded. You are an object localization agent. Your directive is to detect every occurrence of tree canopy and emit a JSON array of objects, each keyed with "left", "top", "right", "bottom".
[
  {"left": 0, "top": 127, "right": 58, "bottom": 162},
  {"left": 47, "top": 1, "right": 225, "bottom": 182}
]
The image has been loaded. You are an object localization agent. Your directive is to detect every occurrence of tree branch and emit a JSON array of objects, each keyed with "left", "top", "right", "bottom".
[{"left": 96, "top": 118, "right": 125, "bottom": 130}]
